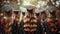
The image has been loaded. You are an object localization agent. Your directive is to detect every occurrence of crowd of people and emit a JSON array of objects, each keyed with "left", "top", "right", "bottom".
[{"left": 0, "top": 5, "right": 60, "bottom": 34}]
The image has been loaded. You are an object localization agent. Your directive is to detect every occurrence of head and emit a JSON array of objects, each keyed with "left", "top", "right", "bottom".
[
  {"left": 2, "top": 5, "right": 13, "bottom": 17},
  {"left": 27, "top": 9, "right": 33, "bottom": 13},
  {"left": 39, "top": 11, "right": 46, "bottom": 21},
  {"left": 27, "top": 8, "right": 35, "bottom": 14},
  {"left": 46, "top": 6, "right": 56, "bottom": 21},
  {"left": 47, "top": 10, "right": 56, "bottom": 22},
  {"left": 25, "top": 5, "right": 36, "bottom": 14},
  {"left": 4, "top": 10, "right": 13, "bottom": 17},
  {"left": 14, "top": 11, "right": 21, "bottom": 21},
  {"left": 55, "top": 8, "right": 60, "bottom": 17}
]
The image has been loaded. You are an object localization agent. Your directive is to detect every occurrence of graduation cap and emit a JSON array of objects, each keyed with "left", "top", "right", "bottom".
[
  {"left": 2, "top": 5, "right": 13, "bottom": 16},
  {"left": 23, "top": 5, "right": 36, "bottom": 13},
  {"left": 35, "top": 8, "right": 46, "bottom": 13},
  {"left": 46, "top": 6, "right": 56, "bottom": 12},
  {"left": 46, "top": 6, "right": 56, "bottom": 14},
  {"left": 2, "top": 5, "right": 12, "bottom": 11},
  {"left": 46, "top": 6, "right": 56, "bottom": 17},
  {"left": 23, "top": 4, "right": 36, "bottom": 9},
  {"left": 27, "top": 9, "right": 33, "bottom": 14},
  {"left": 13, "top": 10, "right": 21, "bottom": 15}
]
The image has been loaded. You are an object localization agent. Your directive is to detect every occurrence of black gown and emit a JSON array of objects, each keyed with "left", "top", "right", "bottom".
[
  {"left": 57, "top": 26, "right": 60, "bottom": 34},
  {"left": 57, "top": 20, "right": 60, "bottom": 34},
  {"left": 43, "top": 20, "right": 60, "bottom": 34},
  {"left": 0, "top": 19, "right": 5, "bottom": 34},
  {"left": 11, "top": 20, "right": 18, "bottom": 34},
  {"left": 43, "top": 21, "right": 51, "bottom": 34},
  {"left": 19, "top": 20, "right": 43, "bottom": 34}
]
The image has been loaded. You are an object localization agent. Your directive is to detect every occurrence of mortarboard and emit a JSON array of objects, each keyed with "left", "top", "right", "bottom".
[
  {"left": 13, "top": 10, "right": 21, "bottom": 15},
  {"left": 2, "top": 5, "right": 12, "bottom": 12},
  {"left": 46, "top": 6, "right": 56, "bottom": 12},
  {"left": 23, "top": 4, "right": 36, "bottom": 13},
  {"left": 2, "top": 5, "right": 13, "bottom": 16}
]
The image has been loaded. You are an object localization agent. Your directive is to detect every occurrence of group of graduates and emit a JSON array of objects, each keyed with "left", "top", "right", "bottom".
[{"left": 0, "top": 5, "right": 60, "bottom": 34}]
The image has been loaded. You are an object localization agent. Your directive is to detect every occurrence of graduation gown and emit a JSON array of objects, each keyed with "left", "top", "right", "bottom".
[
  {"left": 0, "top": 19, "right": 5, "bottom": 34},
  {"left": 43, "top": 20, "right": 60, "bottom": 34},
  {"left": 57, "top": 20, "right": 60, "bottom": 34},
  {"left": 43, "top": 21, "right": 51, "bottom": 34},
  {"left": 11, "top": 20, "right": 18, "bottom": 34},
  {"left": 19, "top": 19, "right": 43, "bottom": 34}
]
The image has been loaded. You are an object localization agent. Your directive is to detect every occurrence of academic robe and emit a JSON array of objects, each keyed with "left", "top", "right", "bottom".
[
  {"left": 11, "top": 20, "right": 18, "bottom": 34},
  {"left": 0, "top": 19, "right": 5, "bottom": 34},
  {"left": 19, "top": 19, "right": 43, "bottom": 34},
  {"left": 43, "top": 20, "right": 60, "bottom": 34},
  {"left": 43, "top": 20, "right": 51, "bottom": 34},
  {"left": 57, "top": 20, "right": 60, "bottom": 34}
]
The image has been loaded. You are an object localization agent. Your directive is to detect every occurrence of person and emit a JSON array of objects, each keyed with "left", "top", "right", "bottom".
[
  {"left": 43, "top": 9, "right": 60, "bottom": 34},
  {"left": 11, "top": 10, "right": 23, "bottom": 34},
  {"left": 2, "top": 5, "right": 14, "bottom": 34},
  {"left": 55, "top": 8, "right": 60, "bottom": 34},
  {"left": 55, "top": 8, "right": 60, "bottom": 20},
  {"left": 20, "top": 5, "right": 42, "bottom": 34},
  {"left": 39, "top": 11, "right": 46, "bottom": 24},
  {"left": 39, "top": 11, "right": 47, "bottom": 34},
  {"left": 0, "top": 11, "right": 5, "bottom": 34}
]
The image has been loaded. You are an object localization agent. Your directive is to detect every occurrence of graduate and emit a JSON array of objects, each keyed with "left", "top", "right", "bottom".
[
  {"left": 0, "top": 11, "right": 5, "bottom": 34},
  {"left": 55, "top": 8, "right": 60, "bottom": 34},
  {"left": 39, "top": 11, "right": 47, "bottom": 34},
  {"left": 20, "top": 5, "right": 42, "bottom": 34},
  {"left": 2, "top": 5, "right": 14, "bottom": 34},
  {"left": 11, "top": 10, "right": 22, "bottom": 34},
  {"left": 43, "top": 7, "right": 60, "bottom": 34},
  {"left": 55, "top": 8, "right": 60, "bottom": 20},
  {"left": 11, "top": 10, "right": 19, "bottom": 34}
]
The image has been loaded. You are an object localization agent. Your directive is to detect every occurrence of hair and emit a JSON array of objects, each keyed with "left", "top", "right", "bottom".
[
  {"left": 49, "top": 10, "right": 56, "bottom": 18},
  {"left": 3, "top": 10, "right": 13, "bottom": 17},
  {"left": 27, "top": 9, "right": 33, "bottom": 14}
]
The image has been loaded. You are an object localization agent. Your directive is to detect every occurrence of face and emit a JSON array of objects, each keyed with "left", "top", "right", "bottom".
[
  {"left": 4, "top": 11, "right": 13, "bottom": 17},
  {"left": 48, "top": 15, "right": 55, "bottom": 22},
  {"left": 15, "top": 12, "right": 20, "bottom": 21},
  {"left": 55, "top": 10, "right": 60, "bottom": 17}
]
